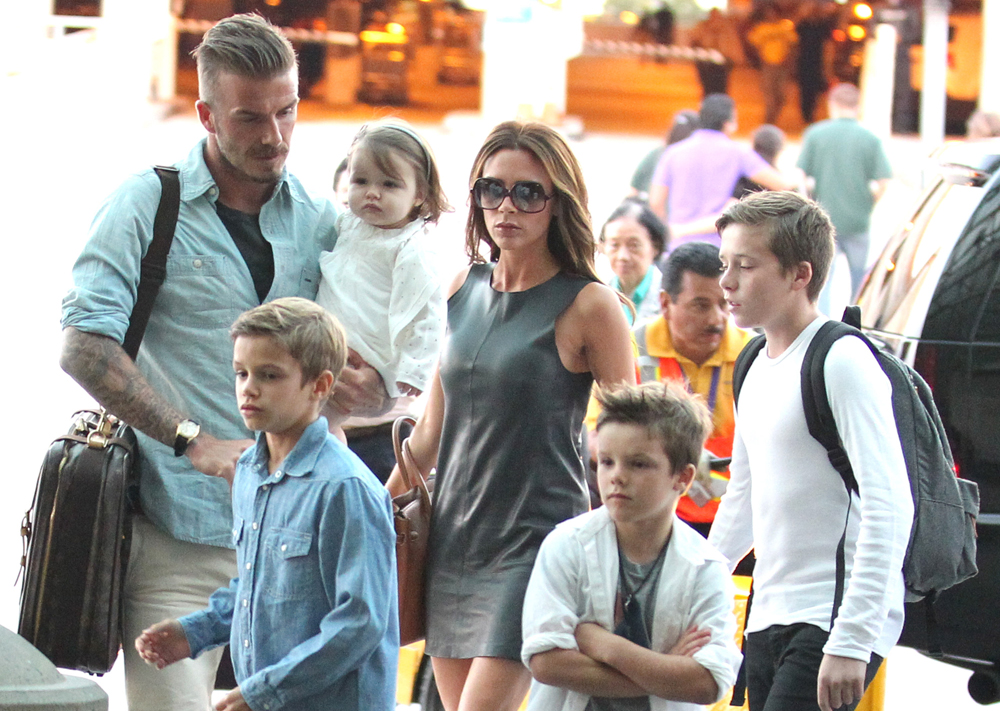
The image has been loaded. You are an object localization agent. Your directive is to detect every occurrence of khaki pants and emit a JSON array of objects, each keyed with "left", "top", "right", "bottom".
[{"left": 122, "top": 515, "right": 237, "bottom": 711}]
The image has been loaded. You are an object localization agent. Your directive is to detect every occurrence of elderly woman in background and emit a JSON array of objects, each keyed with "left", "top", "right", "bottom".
[
  {"left": 388, "top": 121, "right": 635, "bottom": 711},
  {"left": 598, "top": 198, "right": 669, "bottom": 326}
]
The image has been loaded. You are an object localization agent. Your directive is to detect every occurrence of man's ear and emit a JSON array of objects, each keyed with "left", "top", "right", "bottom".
[
  {"left": 196, "top": 100, "right": 215, "bottom": 135},
  {"left": 659, "top": 289, "right": 672, "bottom": 317}
]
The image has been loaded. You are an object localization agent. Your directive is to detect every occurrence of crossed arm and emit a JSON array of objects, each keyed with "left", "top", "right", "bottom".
[{"left": 529, "top": 623, "right": 718, "bottom": 703}]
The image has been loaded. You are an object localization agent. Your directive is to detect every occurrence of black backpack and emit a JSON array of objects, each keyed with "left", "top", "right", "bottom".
[{"left": 732, "top": 307, "right": 980, "bottom": 649}]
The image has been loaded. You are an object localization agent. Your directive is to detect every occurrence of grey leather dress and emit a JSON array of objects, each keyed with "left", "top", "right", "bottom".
[{"left": 425, "top": 262, "right": 594, "bottom": 659}]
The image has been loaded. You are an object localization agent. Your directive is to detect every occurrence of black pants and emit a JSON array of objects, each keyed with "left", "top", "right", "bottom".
[{"left": 745, "top": 623, "right": 882, "bottom": 711}]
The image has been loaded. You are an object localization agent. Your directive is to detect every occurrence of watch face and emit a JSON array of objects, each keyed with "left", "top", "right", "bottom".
[{"left": 178, "top": 421, "right": 200, "bottom": 439}]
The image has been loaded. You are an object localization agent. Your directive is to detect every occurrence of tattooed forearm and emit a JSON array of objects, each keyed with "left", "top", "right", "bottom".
[{"left": 60, "top": 327, "right": 184, "bottom": 446}]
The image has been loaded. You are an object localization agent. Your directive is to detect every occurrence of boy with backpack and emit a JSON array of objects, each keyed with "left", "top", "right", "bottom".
[{"left": 708, "top": 191, "right": 914, "bottom": 711}]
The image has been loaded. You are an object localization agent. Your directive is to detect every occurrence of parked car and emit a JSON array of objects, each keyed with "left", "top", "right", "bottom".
[{"left": 855, "top": 137, "right": 1000, "bottom": 704}]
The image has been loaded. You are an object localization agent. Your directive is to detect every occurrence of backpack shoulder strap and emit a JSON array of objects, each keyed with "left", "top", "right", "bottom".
[
  {"left": 801, "top": 318, "right": 881, "bottom": 495},
  {"left": 122, "top": 166, "right": 181, "bottom": 361},
  {"left": 732, "top": 334, "right": 767, "bottom": 411}
]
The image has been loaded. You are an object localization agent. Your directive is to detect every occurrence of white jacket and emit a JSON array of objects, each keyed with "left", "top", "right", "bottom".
[{"left": 522, "top": 508, "right": 742, "bottom": 711}]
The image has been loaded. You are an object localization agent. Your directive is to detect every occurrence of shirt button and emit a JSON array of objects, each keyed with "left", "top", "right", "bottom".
[
  {"left": 281, "top": 544, "right": 287, "bottom": 552},
  {"left": 193, "top": 259, "right": 203, "bottom": 268},
  {"left": 209, "top": 187, "right": 217, "bottom": 197},
  {"left": 262, "top": 484, "right": 269, "bottom": 491},
  {"left": 252, "top": 522, "right": 258, "bottom": 530},
  {"left": 243, "top": 599, "right": 249, "bottom": 607},
  {"left": 245, "top": 563, "right": 251, "bottom": 571},
  {"left": 244, "top": 639, "right": 250, "bottom": 648}
]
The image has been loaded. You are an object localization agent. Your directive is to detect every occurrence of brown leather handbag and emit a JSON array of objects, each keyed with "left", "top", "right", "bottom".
[{"left": 392, "top": 416, "right": 433, "bottom": 646}]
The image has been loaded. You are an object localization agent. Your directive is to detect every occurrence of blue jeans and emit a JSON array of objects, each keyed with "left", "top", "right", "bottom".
[
  {"left": 745, "top": 623, "right": 883, "bottom": 711},
  {"left": 820, "top": 232, "right": 870, "bottom": 316}
]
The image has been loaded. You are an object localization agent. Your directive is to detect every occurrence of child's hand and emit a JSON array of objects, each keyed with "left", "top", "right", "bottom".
[
  {"left": 215, "top": 687, "right": 252, "bottom": 711},
  {"left": 575, "top": 621, "right": 615, "bottom": 661},
  {"left": 396, "top": 381, "right": 423, "bottom": 397},
  {"left": 135, "top": 619, "right": 191, "bottom": 669},
  {"left": 667, "top": 625, "right": 711, "bottom": 657}
]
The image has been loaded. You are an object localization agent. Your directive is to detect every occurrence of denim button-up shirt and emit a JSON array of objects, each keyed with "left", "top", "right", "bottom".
[
  {"left": 60, "top": 140, "right": 338, "bottom": 546},
  {"left": 180, "top": 417, "right": 399, "bottom": 711}
]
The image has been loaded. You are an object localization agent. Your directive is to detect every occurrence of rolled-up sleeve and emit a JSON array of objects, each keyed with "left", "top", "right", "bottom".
[
  {"left": 521, "top": 527, "right": 585, "bottom": 667},
  {"left": 687, "top": 561, "right": 743, "bottom": 703},
  {"left": 61, "top": 171, "right": 160, "bottom": 343}
]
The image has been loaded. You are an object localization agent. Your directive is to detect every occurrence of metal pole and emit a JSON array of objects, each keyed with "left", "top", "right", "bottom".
[{"left": 920, "top": 0, "right": 949, "bottom": 146}]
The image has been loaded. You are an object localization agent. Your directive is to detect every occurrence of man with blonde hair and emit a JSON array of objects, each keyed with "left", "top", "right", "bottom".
[{"left": 60, "top": 14, "right": 390, "bottom": 710}]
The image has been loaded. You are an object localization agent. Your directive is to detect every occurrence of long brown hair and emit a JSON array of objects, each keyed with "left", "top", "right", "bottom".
[{"left": 465, "top": 121, "right": 600, "bottom": 282}]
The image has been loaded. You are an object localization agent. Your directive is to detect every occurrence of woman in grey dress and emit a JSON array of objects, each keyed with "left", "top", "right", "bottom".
[{"left": 388, "top": 121, "right": 635, "bottom": 711}]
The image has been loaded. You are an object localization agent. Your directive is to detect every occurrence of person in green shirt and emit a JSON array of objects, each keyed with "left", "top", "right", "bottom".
[{"left": 796, "top": 83, "right": 892, "bottom": 312}]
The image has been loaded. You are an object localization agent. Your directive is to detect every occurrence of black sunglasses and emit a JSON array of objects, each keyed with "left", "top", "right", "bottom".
[{"left": 471, "top": 178, "right": 554, "bottom": 214}]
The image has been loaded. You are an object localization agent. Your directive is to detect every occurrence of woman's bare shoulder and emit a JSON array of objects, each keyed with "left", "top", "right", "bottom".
[{"left": 572, "top": 279, "right": 624, "bottom": 318}]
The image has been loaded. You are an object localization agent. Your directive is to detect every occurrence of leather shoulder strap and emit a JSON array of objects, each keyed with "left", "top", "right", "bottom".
[{"left": 122, "top": 166, "right": 181, "bottom": 360}]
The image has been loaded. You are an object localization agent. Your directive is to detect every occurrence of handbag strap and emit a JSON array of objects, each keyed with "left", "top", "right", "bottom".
[
  {"left": 392, "top": 416, "right": 432, "bottom": 513},
  {"left": 122, "top": 166, "right": 181, "bottom": 361}
]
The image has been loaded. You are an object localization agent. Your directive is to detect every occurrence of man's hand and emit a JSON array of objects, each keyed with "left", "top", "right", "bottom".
[
  {"left": 667, "top": 625, "right": 711, "bottom": 657},
  {"left": 817, "top": 653, "right": 867, "bottom": 711},
  {"left": 215, "top": 687, "right": 252, "bottom": 711},
  {"left": 330, "top": 349, "right": 392, "bottom": 418},
  {"left": 135, "top": 619, "right": 191, "bottom": 669},
  {"left": 187, "top": 433, "right": 254, "bottom": 486}
]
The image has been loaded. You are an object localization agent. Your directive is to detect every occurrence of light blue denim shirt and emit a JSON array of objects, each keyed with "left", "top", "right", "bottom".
[
  {"left": 179, "top": 417, "right": 399, "bottom": 711},
  {"left": 60, "top": 140, "right": 338, "bottom": 546}
]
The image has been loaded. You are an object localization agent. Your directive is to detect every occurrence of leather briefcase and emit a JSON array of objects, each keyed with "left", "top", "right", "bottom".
[
  {"left": 392, "top": 416, "right": 432, "bottom": 646},
  {"left": 17, "top": 166, "right": 180, "bottom": 673},
  {"left": 19, "top": 410, "right": 139, "bottom": 673}
]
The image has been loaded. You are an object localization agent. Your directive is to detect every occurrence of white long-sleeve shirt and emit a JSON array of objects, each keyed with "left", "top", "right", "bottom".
[
  {"left": 709, "top": 316, "right": 913, "bottom": 661},
  {"left": 523, "top": 507, "right": 742, "bottom": 711}
]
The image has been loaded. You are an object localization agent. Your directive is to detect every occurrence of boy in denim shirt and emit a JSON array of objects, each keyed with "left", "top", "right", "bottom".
[{"left": 136, "top": 297, "right": 398, "bottom": 711}]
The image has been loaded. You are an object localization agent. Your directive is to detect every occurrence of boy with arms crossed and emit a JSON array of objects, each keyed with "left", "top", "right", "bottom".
[
  {"left": 709, "top": 192, "right": 913, "bottom": 711},
  {"left": 522, "top": 382, "right": 742, "bottom": 711},
  {"left": 136, "top": 298, "right": 398, "bottom": 711}
]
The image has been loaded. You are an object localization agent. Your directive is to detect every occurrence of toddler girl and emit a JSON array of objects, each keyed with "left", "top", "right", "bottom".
[{"left": 316, "top": 120, "right": 450, "bottom": 434}]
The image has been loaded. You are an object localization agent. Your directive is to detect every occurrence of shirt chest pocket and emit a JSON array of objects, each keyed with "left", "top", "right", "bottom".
[
  {"left": 260, "top": 528, "right": 319, "bottom": 602},
  {"left": 159, "top": 255, "right": 238, "bottom": 328}
]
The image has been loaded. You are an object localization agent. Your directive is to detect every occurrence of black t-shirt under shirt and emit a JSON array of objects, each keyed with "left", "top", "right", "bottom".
[{"left": 215, "top": 201, "right": 274, "bottom": 303}]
